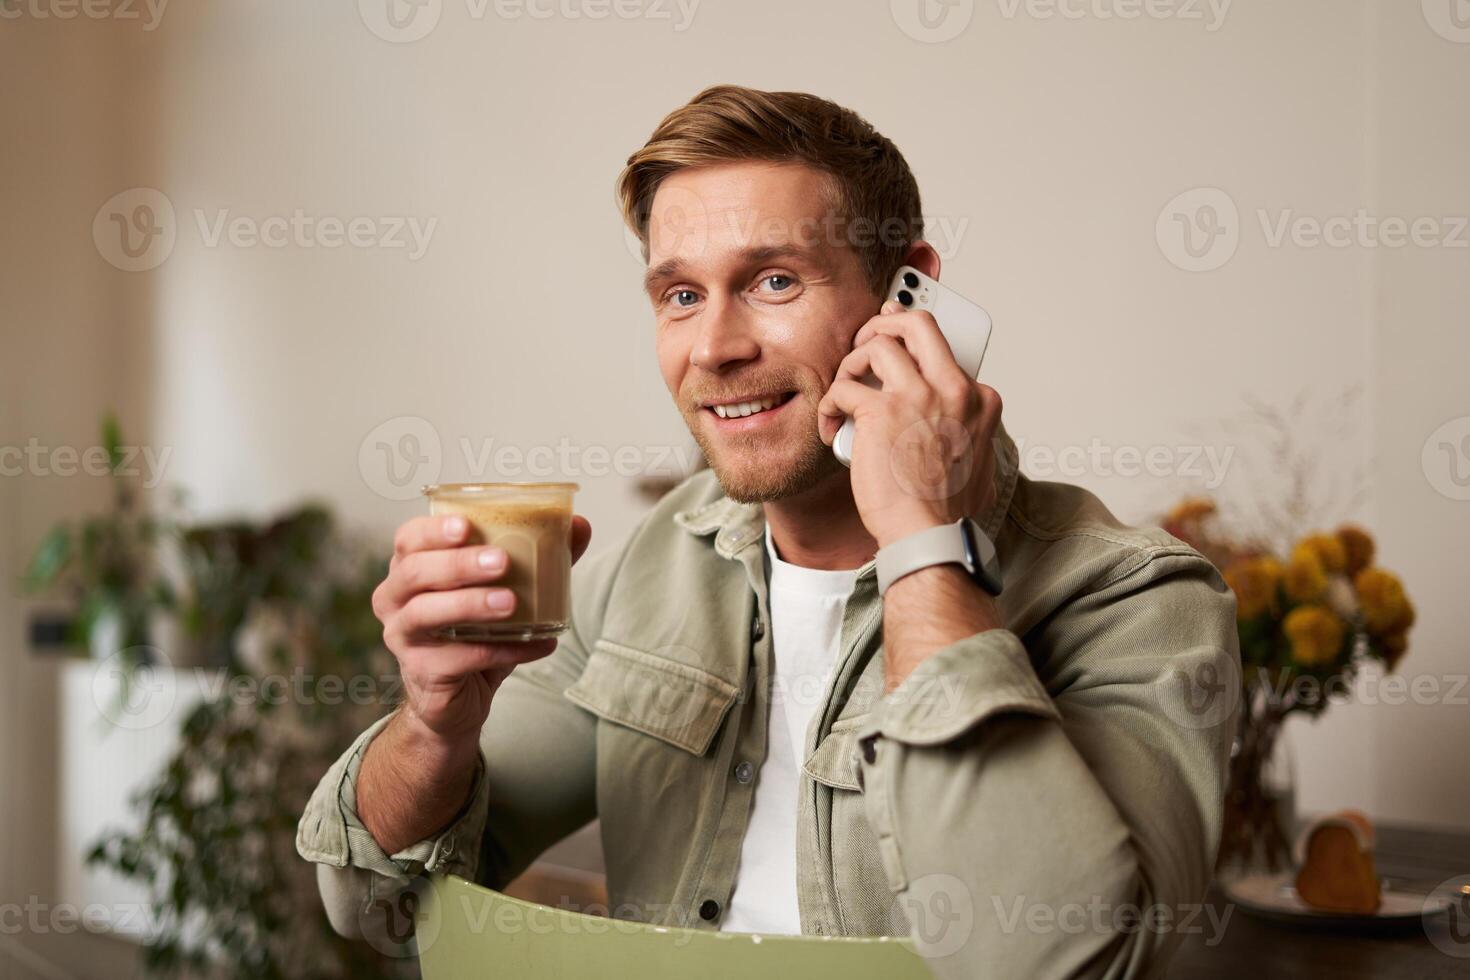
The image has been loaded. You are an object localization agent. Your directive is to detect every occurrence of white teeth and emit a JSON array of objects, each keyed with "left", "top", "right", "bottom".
[{"left": 713, "top": 395, "right": 783, "bottom": 419}]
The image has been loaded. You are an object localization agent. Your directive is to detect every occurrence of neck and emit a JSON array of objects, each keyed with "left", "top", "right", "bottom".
[{"left": 761, "top": 468, "right": 877, "bottom": 571}]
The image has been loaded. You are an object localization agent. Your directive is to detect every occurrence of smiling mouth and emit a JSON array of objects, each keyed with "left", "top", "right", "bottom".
[{"left": 703, "top": 391, "right": 797, "bottom": 420}]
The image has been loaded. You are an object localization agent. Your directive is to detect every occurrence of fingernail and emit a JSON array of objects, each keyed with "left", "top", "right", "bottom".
[
  {"left": 445, "top": 516, "right": 467, "bottom": 540},
  {"left": 478, "top": 548, "right": 505, "bottom": 571},
  {"left": 485, "top": 589, "right": 514, "bottom": 612}
]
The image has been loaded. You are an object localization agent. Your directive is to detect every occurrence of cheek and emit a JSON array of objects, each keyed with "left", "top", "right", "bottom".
[
  {"left": 654, "top": 324, "right": 689, "bottom": 395},
  {"left": 756, "top": 299, "right": 853, "bottom": 377}
]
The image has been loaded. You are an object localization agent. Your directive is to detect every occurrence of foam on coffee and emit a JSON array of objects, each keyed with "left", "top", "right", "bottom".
[{"left": 425, "top": 483, "right": 578, "bottom": 641}]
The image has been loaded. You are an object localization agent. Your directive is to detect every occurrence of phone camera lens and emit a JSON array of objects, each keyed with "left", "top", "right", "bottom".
[
  {"left": 896, "top": 290, "right": 913, "bottom": 306},
  {"left": 902, "top": 272, "right": 919, "bottom": 289}
]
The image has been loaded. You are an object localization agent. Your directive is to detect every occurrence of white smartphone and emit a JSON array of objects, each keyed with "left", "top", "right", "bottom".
[{"left": 832, "top": 266, "right": 994, "bottom": 467}]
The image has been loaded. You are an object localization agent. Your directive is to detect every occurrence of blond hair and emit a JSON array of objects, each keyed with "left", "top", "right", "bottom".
[{"left": 616, "top": 85, "right": 924, "bottom": 294}]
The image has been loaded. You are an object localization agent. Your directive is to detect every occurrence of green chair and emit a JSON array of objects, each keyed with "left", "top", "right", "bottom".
[{"left": 417, "top": 875, "right": 934, "bottom": 979}]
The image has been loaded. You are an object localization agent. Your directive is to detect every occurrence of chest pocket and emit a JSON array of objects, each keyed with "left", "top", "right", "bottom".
[{"left": 564, "top": 638, "right": 740, "bottom": 755}]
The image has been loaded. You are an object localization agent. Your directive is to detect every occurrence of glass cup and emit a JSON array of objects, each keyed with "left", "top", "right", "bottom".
[{"left": 422, "top": 481, "right": 579, "bottom": 642}]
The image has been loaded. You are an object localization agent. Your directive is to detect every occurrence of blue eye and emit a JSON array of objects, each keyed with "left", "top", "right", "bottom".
[
  {"left": 673, "top": 289, "right": 699, "bottom": 307},
  {"left": 764, "top": 275, "right": 793, "bottom": 291}
]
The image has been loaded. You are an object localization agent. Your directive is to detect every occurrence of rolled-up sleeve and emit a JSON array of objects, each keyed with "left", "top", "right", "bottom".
[
  {"left": 856, "top": 548, "right": 1239, "bottom": 979},
  {"left": 297, "top": 537, "right": 629, "bottom": 941}
]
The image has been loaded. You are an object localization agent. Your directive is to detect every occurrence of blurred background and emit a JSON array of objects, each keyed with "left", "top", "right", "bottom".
[{"left": 2, "top": 1, "right": 1467, "bottom": 977}]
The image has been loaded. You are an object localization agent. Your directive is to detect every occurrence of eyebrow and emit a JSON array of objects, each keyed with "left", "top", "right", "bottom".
[{"left": 642, "top": 244, "right": 819, "bottom": 298}]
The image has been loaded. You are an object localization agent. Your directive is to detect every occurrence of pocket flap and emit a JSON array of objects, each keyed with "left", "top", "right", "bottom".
[
  {"left": 801, "top": 716, "right": 871, "bottom": 792},
  {"left": 565, "top": 639, "right": 740, "bottom": 756}
]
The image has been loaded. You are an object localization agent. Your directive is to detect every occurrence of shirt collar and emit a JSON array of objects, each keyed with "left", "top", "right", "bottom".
[{"left": 674, "top": 421, "right": 1020, "bottom": 556}]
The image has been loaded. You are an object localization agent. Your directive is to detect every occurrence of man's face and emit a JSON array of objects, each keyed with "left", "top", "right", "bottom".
[{"left": 643, "top": 161, "right": 880, "bottom": 502}]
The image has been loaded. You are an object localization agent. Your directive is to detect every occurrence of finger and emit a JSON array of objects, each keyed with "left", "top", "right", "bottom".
[
  {"left": 392, "top": 586, "right": 520, "bottom": 641},
  {"left": 570, "top": 515, "right": 593, "bottom": 564},
  {"left": 835, "top": 335, "right": 924, "bottom": 393},
  {"left": 975, "top": 382, "right": 1004, "bottom": 435},
  {"left": 402, "top": 640, "right": 557, "bottom": 678},
  {"left": 382, "top": 545, "right": 510, "bottom": 609},
  {"left": 858, "top": 312, "right": 970, "bottom": 387},
  {"left": 849, "top": 299, "right": 907, "bottom": 348},
  {"left": 817, "top": 377, "right": 884, "bottom": 430},
  {"left": 394, "top": 514, "right": 471, "bottom": 559}
]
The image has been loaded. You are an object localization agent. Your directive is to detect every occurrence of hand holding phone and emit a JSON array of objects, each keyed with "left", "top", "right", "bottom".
[{"left": 832, "top": 266, "right": 994, "bottom": 466}]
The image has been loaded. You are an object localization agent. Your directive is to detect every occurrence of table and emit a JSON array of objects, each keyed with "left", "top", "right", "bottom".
[{"left": 1169, "top": 824, "right": 1470, "bottom": 978}]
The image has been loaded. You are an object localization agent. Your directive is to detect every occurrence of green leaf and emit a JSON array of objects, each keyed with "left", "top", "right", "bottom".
[
  {"left": 101, "top": 412, "right": 124, "bottom": 471},
  {"left": 23, "top": 525, "right": 72, "bottom": 591}
]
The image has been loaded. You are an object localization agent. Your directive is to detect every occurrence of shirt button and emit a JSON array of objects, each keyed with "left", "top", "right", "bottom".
[
  {"left": 699, "top": 899, "right": 721, "bottom": 922},
  {"left": 860, "top": 735, "right": 878, "bottom": 764},
  {"left": 750, "top": 617, "right": 765, "bottom": 641},
  {"left": 733, "top": 761, "right": 754, "bottom": 784}
]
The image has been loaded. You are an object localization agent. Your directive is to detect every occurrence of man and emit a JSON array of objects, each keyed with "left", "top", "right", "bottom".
[{"left": 298, "top": 85, "right": 1239, "bottom": 978}]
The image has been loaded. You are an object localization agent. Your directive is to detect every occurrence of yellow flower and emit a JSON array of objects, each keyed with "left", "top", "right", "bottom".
[
  {"left": 1284, "top": 605, "right": 1347, "bottom": 668},
  {"left": 1224, "top": 556, "right": 1282, "bottom": 620},
  {"left": 1167, "top": 497, "right": 1217, "bottom": 524},
  {"left": 1335, "top": 525, "right": 1375, "bottom": 577},
  {"left": 1284, "top": 550, "right": 1328, "bottom": 603},
  {"left": 1293, "top": 534, "right": 1347, "bottom": 574},
  {"left": 1380, "top": 630, "right": 1410, "bottom": 672},
  {"left": 1356, "top": 567, "right": 1408, "bottom": 635}
]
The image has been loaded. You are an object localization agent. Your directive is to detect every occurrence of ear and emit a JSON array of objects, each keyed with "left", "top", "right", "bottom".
[{"left": 902, "top": 240, "right": 941, "bottom": 281}]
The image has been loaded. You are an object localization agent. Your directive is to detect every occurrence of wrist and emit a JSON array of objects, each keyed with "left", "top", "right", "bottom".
[
  {"left": 396, "top": 706, "right": 482, "bottom": 774},
  {"left": 873, "top": 513, "right": 949, "bottom": 551}
]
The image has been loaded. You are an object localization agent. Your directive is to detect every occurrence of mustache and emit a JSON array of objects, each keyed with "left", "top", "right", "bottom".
[{"left": 683, "top": 373, "right": 814, "bottom": 410}]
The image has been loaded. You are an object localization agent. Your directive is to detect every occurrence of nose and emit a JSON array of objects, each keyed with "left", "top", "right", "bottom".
[{"left": 689, "top": 294, "right": 760, "bottom": 373}]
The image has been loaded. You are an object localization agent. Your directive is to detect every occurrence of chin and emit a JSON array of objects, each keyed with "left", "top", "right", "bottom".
[{"left": 702, "top": 439, "right": 841, "bottom": 504}]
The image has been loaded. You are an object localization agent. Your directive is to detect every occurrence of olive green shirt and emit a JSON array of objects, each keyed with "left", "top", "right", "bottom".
[{"left": 297, "top": 427, "right": 1239, "bottom": 978}]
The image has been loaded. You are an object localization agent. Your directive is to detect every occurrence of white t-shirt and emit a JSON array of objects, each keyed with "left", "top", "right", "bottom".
[{"left": 720, "top": 526, "right": 859, "bottom": 934}]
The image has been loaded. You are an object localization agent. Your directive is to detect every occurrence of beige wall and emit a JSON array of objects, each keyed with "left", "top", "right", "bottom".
[
  {"left": 2, "top": 0, "right": 1466, "bottom": 916},
  {"left": 0, "top": 17, "right": 140, "bottom": 912}
]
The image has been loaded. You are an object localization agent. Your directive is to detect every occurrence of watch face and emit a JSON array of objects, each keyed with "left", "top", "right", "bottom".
[
  {"left": 961, "top": 518, "right": 1003, "bottom": 596},
  {"left": 959, "top": 519, "right": 980, "bottom": 572}
]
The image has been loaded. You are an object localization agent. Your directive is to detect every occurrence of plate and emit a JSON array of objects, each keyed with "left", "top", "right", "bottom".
[{"left": 1224, "top": 873, "right": 1452, "bottom": 932}]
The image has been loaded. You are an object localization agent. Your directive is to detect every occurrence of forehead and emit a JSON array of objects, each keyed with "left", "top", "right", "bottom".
[{"left": 646, "top": 161, "right": 838, "bottom": 267}]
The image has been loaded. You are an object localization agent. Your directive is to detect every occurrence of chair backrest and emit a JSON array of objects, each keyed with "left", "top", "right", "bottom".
[{"left": 417, "top": 875, "right": 934, "bottom": 980}]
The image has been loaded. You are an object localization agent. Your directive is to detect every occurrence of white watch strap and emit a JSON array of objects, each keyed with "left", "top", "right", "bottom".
[{"left": 876, "top": 521, "right": 971, "bottom": 595}]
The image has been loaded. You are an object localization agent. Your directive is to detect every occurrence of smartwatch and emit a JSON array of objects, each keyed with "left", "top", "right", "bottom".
[{"left": 876, "top": 517, "right": 1003, "bottom": 597}]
